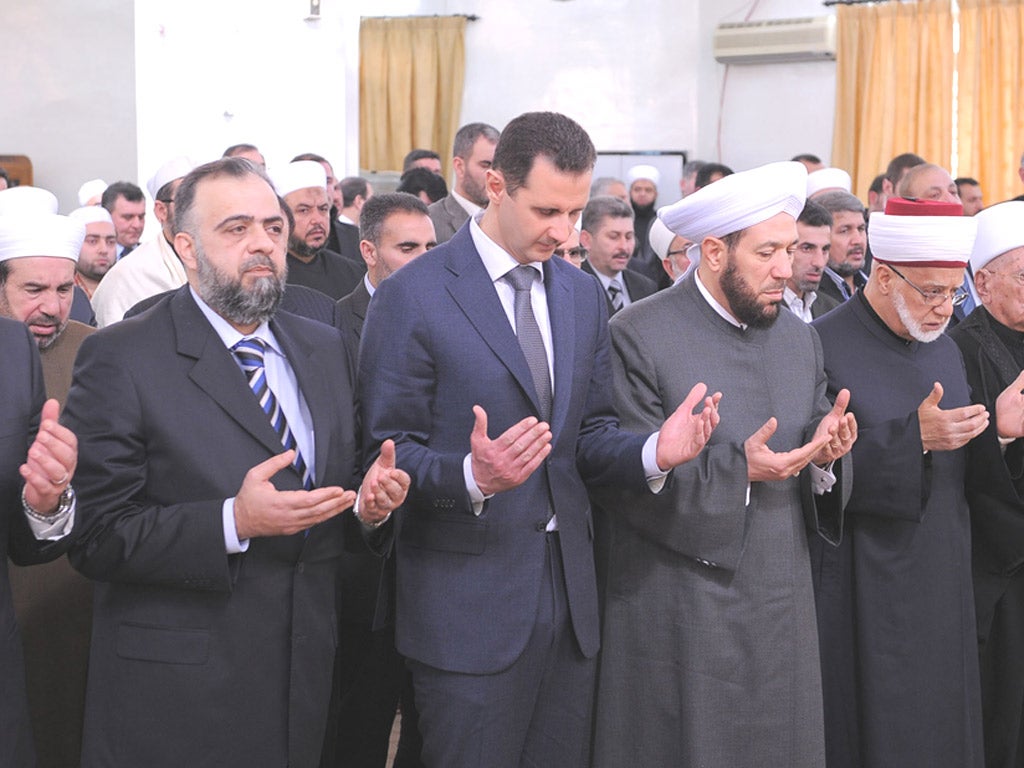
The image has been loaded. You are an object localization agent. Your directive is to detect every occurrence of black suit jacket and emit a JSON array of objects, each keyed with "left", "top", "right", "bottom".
[
  {"left": 335, "top": 279, "right": 371, "bottom": 379},
  {"left": 582, "top": 260, "right": 659, "bottom": 317},
  {"left": 64, "top": 288, "right": 360, "bottom": 768},
  {"left": 0, "top": 318, "right": 74, "bottom": 767}
]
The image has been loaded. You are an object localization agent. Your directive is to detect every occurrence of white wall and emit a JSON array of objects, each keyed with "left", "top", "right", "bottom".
[
  {"left": 133, "top": 0, "right": 359, "bottom": 182},
  {"left": 2, "top": 0, "right": 137, "bottom": 212},
  {"left": 695, "top": 0, "right": 837, "bottom": 170}
]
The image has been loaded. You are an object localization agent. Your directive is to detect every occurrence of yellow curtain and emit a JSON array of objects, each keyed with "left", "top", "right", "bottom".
[
  {"left": 957, "top": 0, "right": 1024, "bottom": 204},
  {"left": 831, "top": 0, "right": 954, "bottom": 199},
  {"left": 359, "top": 16, "right": 467, "bottom": 177}
]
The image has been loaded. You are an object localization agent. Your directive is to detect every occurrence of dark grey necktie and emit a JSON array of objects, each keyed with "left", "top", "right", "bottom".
[
  {"left": 607, "top": 280, "right": 624, "bottom": 313},
  {"left": 504, "top": 266, "right": 552, "bottom": 421}
]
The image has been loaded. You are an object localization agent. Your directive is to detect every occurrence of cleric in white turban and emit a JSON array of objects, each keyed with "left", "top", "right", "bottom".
[
  {"left": 810, "top": 193, "right": 988, "bottom": 768},
  {"left": 593, "top": 157, "right": 854, "bottom": 768}
]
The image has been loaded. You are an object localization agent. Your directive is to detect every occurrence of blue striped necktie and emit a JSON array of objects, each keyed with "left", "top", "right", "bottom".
[{"left": 232, "top": 337, "right": 314, "bottom": 490}]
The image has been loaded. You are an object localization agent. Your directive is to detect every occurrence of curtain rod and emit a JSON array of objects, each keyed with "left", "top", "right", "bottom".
[{"left": 361, "top": 14, "right": 480, "bottom": 20}]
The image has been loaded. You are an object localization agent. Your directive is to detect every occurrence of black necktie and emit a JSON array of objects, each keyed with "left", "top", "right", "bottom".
[{"left": 503, "top": 266, "right": 552, "bottom": 421}]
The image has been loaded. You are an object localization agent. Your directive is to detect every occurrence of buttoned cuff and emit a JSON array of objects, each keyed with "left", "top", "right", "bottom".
[
  {"left": 464, "top": 453, "right": 493, "bottom": 516},
  {"left": 642, "top": 432, "right": 668, "bottom": 493},
  {"left": 223, "top": 498, "right": 250, "bottom": 554}
]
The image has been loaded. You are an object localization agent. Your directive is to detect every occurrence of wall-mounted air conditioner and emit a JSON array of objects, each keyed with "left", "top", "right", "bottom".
[{"left": 713, "top": 15, "right": 837, "bottom": 65}]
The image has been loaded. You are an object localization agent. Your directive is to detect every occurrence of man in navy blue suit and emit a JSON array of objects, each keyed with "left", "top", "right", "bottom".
[{"left": 359, "top": 112, "right": 720, "bottom": 768}]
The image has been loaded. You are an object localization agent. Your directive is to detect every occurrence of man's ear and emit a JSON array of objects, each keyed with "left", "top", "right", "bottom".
[{"left": 176, "top": 232, "right": 198, "bottom": 271}]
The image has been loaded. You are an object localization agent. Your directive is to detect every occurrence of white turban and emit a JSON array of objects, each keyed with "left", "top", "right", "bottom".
[
  {"left": 271, "top": 161, "right": 327, "bottom": 198},
  {"left": 807, "top": 167, "right": 852, "bottom": 197},
  {"left": 77, "top": 178, "right": 108, "bottom": 206},
  {"left": 627, "top": 164, "right": 661, "bottom": 187},
  {"left": 648, "top": 218, "right": 677, "bottom": 260},
  {"left": 0, "top": 186, "right": 59, "bottom": 216},
  {"left": 69, "top": 206, "right": 114, "bottom": 226},
  {"left": 658, "top": 161, "right": 807, "bottom": 242},
  {"left": 869, "top": 198, "right": 975, "bottom": 268},
  {"left": 147, "top": 156, "right": 196, "bottom": 200},
  {"left": 969, "top": 201, "right": 1024, "bottom": 273},
  {"left": 0, "top": 214, "right": 85, "bottom": 263}
]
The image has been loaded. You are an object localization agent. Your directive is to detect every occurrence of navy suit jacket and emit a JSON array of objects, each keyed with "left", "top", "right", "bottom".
[
  {"left": 64, "top": 287, "right": 359, "bottom": 768},
  {"left": 359, "top": 225, "right": 648, "bottom": 675}
]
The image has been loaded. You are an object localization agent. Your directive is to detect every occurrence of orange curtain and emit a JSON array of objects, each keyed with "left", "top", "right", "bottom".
[
  {"left": 359, "top": 16, "right": 466, "bottom": 176},
  {"left": 832, "top": 0, "right": 954, "bottom": 199},
  {"left": 957, "top": 0, "right": 1024, "bottom": 204}
]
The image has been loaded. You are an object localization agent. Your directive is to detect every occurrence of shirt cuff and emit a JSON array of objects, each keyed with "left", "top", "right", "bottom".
[
  {"left": 464, "top": 453, "right": 492, "bottom": 516},
  {"left": 642, "top": 432, "right": 669, "bottom": 493},
  {"left": 26, "top": 501, "right": 75, "bottom": 541},
  {"left": 223, "top": 498, "right": 250, "bottom": 554},
  {"left": 809, "top": 461, "right": 837, "bottom": 495}
]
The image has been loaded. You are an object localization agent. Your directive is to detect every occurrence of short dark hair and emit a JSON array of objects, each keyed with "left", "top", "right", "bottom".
[
  {"left": 291, "top": 152, "right": 329, "bottom": 165},
  {"left": 868, "top": 173, "right": 887, "bottom": 195},
  {"left": 791, "top": 153, "right": 823, "bottom": 164},
  {"left": 955, "top": 177, "right": 980, "bottom": 189},
  {"left": 0, "top": 167, "right": 10, "bottom": 186},
  {"left": 402, "top": 149, "right": 441, "bottom": 172},
  {"left": 682, "top": 160, "right": 705, "bottom": 177},
  {"left": 360, "top": 192, "right": 429, "bottom": 245},
  {"left": 452, "top": 123, "right": 500, "bottom": 160},
  {"left": 885, "top": 153, "right": 926, "bottom": 184},
  {"left": 396, "top": 167, "right": 448, "bottom": 203},
  {"left": 491, "top": 112, "right": 596, "bottom": 195},
  {"left": 101, "top": 181, "right": 144, "bottom": 211},
  {"left": 0, "top": 260, "right": 9, "bottom": 286},
  {"left": 223, "top": 143, "right": 261, "bottom": 158},
  {"left": 797, "top": 200, "right": 833, "bottom": 229},
  {"left": 173, "top": 157, "right": 274, "bottom": 237},
  {"left": 581, "top": 195, "right": 634, "bottom": 233},
  {"left": 814, "top": 189, "right": 865, "bottom": 216},
  {"left": 694, "top": 163, "right": 734, "bottom": 189},
  {"left": 339, "top": 177, "right": 370, "bottom": 207}
]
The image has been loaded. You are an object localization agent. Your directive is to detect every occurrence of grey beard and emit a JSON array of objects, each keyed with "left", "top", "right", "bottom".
[{"left": 196, "top": 251, "right": 285, "bottom": 327}]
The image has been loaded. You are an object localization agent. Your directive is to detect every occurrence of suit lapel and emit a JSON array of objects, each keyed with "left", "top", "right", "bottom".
[
  {"left": 544, "top": 259, "right": 574, "bottom": 436},
  {"left": 444, "top": 230, "right": 547, "bottom": 419},
  {"left": 173, "top": 289, "right": 285, "bottom": 459}
]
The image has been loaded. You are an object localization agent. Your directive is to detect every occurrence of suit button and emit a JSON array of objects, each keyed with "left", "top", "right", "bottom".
[{"left": 535, "top": 521, "right": 547, "bottom": 532}]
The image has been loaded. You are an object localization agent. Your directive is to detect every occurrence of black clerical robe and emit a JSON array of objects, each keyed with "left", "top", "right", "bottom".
[
  {"left": 950, "top": 306, "right": 1024, "bottom": 768},
  {"left": 811, "top": 293, "right": 984, "bottom": 768},
  {"left": 286, "top": 248, "right": 363, "bottom": 301}
]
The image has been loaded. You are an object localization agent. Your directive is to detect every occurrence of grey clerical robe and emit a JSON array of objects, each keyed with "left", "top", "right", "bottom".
[
  {"left": 592, "top": 274, "right": 846, "bottom": 768},
  {"left": 811, "top": 293, "right": 984, "bottom": 768}
]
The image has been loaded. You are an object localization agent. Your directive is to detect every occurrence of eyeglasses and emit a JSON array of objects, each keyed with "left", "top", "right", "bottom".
[
  {"left": 553, "top": 246, "right": 588, "bottom": 261},
  {"left": 887, "top": 264, "right": 968, "bottom": 306}
]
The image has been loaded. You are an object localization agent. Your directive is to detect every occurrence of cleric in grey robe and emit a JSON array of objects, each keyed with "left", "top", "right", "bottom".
[
  {"left": 811, "top": 197, "right": 986, "bottom": 768},
  {"left": 592, "top": 161, "right": 856, "bottom": 768},
  {"left": 949, "top": 201, "right": 1024, "bottom": 768}
]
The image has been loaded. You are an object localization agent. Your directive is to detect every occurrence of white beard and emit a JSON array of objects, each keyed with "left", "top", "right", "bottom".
[{"left": 893, "top": 290, "right": 948, "bottom": 343}]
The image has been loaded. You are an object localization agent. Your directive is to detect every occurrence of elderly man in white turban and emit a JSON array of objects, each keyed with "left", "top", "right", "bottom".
[
  {"left": 89, "top": 156, "right": 195, "bottom": 327},
  {"left": 948, "top": 200, "right": 1024, "bottom": 768},
  {"left": 811, "top": 197, "right": 990, "bottom": 768},
  {"left": 592, "top": 161, "right": 857, "bottom": 768}
]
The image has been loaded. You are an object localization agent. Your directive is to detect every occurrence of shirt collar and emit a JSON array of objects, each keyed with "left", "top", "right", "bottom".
[
  {"left": 189, "top": 286, "right": 280, "bottom": 355},
  {"left": 452, "top": 188, "right": 483, "bottom": 218},
  {"left": 470, "top": 213, "right": 544, "bottom": 284}
]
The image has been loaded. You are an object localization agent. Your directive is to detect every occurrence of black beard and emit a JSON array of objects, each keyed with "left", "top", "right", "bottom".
[
  {"left": 289, "top": 235, "right": 323, "bottom": 261},
  {"left": 830, "top": 259, "right": 862, "bottom": 277},
  {"left": 720, "top": 258, "right": 781, "bottom": 329},
  {"left": 631, "top": 200, "right": 657, "bottom": 218}
]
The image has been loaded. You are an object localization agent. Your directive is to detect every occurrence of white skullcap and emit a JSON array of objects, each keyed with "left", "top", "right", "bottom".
[
  {"left": 648, "top": 218, "right": 677, "bottom": 260},
  {"left": 0, "top": 214, "right": 85, "bottom": 263},
  {"left": 627, "top": 164, "right": 661, "bottom": 187},
  {"left": 658, "top": 161, "right": 807, "bottom": 242},
  {"left": 147, "top": 156, "right": 196, "bottom": 200},
  {"left": 969, "top": 201, "right": 1024, "bottom": 272},
  {"left": 869, "top": 198, "right": 975, "bottom": 268},
  {"left": 0, "top": 186, "right": 59, "bottom": 216},
  {"left": 69, "top": 206, "right": 114, "bottom": 226},
  {"left": 807, "top": 167, "right": 852, "bottom": 197},
  {"left": 271, "top": 161, "right": 327, "bottom": 198},
  {"left": 77, "top": 178, "right": 108, "bottom": 206}
]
